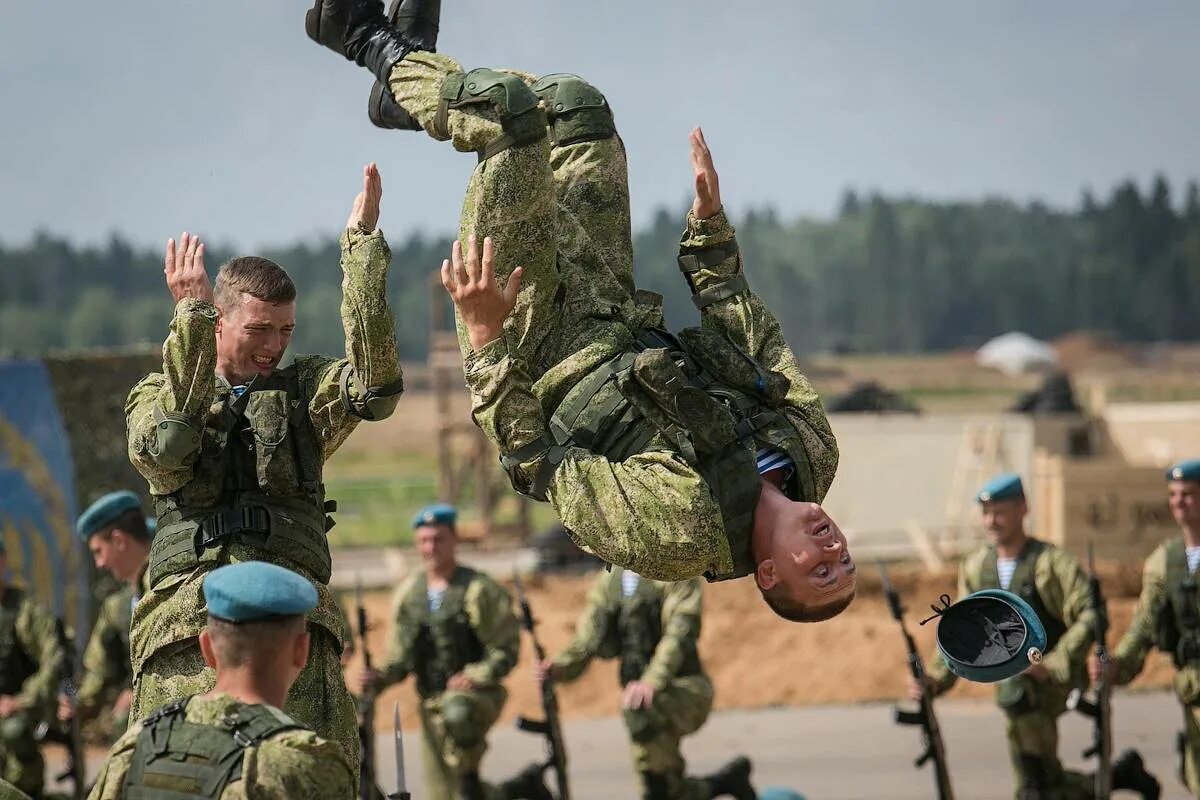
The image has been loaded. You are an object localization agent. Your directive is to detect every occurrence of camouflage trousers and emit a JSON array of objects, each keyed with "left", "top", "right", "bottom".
[
  {"left": 416, "top": 685, "right": 507, "bottom": 800},
  {"left": 997, "top": 676, "right": 1091, "bottom": 799},
  {"left": 129, "top": 624, "right": 359, "bottom": 778},
  {"left": 385, "top": 53, "right": 643, "bottom": 373},
  {"left": 622, "top": 675, "right": 714, "bottom": 800},
  {"left": 0, "top": 714, "right": 41, "bottom": 798},
  {"left": 1179, "top": 702, "right": 1200, "bottom": 795}
]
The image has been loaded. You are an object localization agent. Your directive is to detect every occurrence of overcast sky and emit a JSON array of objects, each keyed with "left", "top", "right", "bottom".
[{"left": 1, "top": 1, "right": 1196, "bottom": 250}]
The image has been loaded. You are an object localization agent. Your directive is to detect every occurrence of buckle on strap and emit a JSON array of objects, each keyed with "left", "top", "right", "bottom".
[{"left": 196, "top": 507, "right": 270, "bottom": 550}]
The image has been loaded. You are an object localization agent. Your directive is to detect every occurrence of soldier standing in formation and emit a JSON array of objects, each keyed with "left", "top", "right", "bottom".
[
  {"left": 535, "top": 571, "right": 756, "bottom": 800},
  {"left": 0, "top": 540, "right": 63, "bottom": 799},
  {"left": 359, "top": 503, "right": 548, "bottom": 800},
  {"left": 123, "top": 163, "right": 403, "bottom": 771},
  {"left": 912, "top": 472, "right": 1159, "bottom": 799},
  {"left": 62, "top": 491, "right": 152, "bottom": 737},
  {"left": 88, "top": 561, "right": 355, "bottom": 798},
  {"left": 1094, "top": 458, "right": 1200, "bottom": 795}
]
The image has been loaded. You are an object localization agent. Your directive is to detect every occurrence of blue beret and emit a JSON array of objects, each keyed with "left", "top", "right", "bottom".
[
  {"left": 977, "top": 472, "right": 1025, "bottom": 504},
  {"left": 202, "top": 562, "right": 317, "bottom": 623},
  {"left": 935, "top": 589, "right": 1047, "bottom": 684},
  {"left": 1167, "top": 459, "right": 1200, "bottom": 483},
  {"left": 77, "top": 491, "right": 142, "bottom": 540},
  {"left": 412, "top": 502, "right": 457, "bottom": 530},
  {"left": 145, "top": 517, "right": 157, "bottom": 538},
  {"left": 759, "top": 790, "right": 808, "bottom": 800}
]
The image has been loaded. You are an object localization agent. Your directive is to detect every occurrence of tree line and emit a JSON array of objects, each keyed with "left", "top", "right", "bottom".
[{"left": 2, "top": 175, "right": 1198, "bottom": 361}]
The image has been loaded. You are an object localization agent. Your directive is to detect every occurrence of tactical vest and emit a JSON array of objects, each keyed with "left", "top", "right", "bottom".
[
  {"left": 602, "top": 576, "right": 701, "bottom": 686},
  {"left": 122, "top": 696, "right": 305, "bottom": 799},
  {"left": 1154, "top": 538, "right": 1200, "bottom": 668},
  {"left": 505, "top": 327, "right": 817, "bottom": 582},
  {"left": 149, "top": 364, "right": 334, "bottom": 588},
  {"left": 978, "top": 539, "right": 1068, "bottom": 652},
  {"left": 0, "top": 589, "right": 37, "bottom": 696},
  {"left": 405, "top": 568, "right": 485, "bottom": 698},
  {"left": 101, "top": 588, "right": 134, "bottom": 686}
]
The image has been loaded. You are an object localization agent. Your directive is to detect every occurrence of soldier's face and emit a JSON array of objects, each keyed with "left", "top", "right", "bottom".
[
  {"left": 415, "top": 524, "right": 456, "bottom": 571},
  {"left": 981, "top": 499, "right": 1026, "bottom": 544},
  {"left": 89, "top": 531, "right": 140, "bottom": 583},
  {"left": 215, "top": 293, "right": 296, "bottom": 383},
  {"left": 1169, "top": 480, "right": 1200, "bottom": 528},
  {"left": 761, "top": 502, "right": 857, "bottom": 607}
]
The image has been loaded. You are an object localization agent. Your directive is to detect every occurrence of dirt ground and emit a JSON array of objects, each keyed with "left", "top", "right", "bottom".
[{"left": 349, "top": 561, "right": 1176, "bottom": 732}]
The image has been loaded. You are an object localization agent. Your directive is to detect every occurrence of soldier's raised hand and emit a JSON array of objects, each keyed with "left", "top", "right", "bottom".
[
  {"left": 346, "top": 162, "right": 383, "bottom": 233},
  {"left": 690, "top": 127, "right": 722, "bottom": 220},
  {"left": 441, "top": 234, "right": 523, "bottom": 351},
  {"left": 164, "top": 232, "right": 213, "bottom": 304}
]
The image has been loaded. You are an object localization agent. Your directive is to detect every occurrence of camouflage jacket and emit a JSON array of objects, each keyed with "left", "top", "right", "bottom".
[
  {"left": 554, "top": 572, "right": 705, "bottom": 690},
  {"left": 125, "top": 229, "right": 400, "bottom": 672},
  {"left": 87, "top": 692, "right": 355, "bottom": 799},
  {"left": 0, "top": 586, "right": 63, "bottom": 716},
  {"left": 76, "top": 565, "right": 147, "bottom": 720},
  {"left": 927, "top": 537, "right": 1094, "bottom": 692},
  {"left": 462, "top": 209, "right": 838, "bottom": 582},
  {"left": 376, "top": 566, "right": 519, "bottom": 692}
]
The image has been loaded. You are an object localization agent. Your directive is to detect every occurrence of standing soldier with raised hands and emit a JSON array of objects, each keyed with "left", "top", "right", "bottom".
[{"left": 124, "top": 163, "right": 403, "bottom": 773}]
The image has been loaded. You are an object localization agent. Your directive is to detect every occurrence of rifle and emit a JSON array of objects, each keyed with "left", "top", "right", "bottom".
[
  {"left": 1073, "top": 543, "right": 1112, "bottom": 798},
  {"left": 879, "top": 562, "right": 954, "bottom": 800},
  {"left": 512, "top": 572, "right": 571, "bottom": 800},
  {"left": 386, "top": 702, "right": 411, "bottom": 800},
  {"left": 54, "top": 618, "right": 85, "bottom": 800},
  {"left": 355, "top": 577, "right": 379, "bottom": 800}
]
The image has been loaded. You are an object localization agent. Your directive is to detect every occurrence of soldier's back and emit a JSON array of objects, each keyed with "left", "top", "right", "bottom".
[{"left": 87, "top": 693, "right": 354, "bottom": 800}]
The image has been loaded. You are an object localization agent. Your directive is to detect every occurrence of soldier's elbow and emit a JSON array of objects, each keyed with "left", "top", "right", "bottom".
[{"left": 144, "top": 413, "right": 202, "bottom": 470}]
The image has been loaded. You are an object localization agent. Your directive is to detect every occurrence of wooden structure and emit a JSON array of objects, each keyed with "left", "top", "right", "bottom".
[{"left": 428, "top": 272, "right": 531, "bottom": 542}]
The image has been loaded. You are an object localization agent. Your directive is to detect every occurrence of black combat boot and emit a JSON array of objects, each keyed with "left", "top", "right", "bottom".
[
  {"left": 1111, "top": 749, "right": 1162, "bottom": 800},
  {"left": 458, "top": 771, "right": 486, "bottom": 800},
  {"left": 305, "top": 0, "right": 423, "bottom": 84},
  {"left": 498, "top": 763, "right": 553, "bottom": 800},
  {"left": 641, "top": 772, "right": 672, "bottom": 800},
  {"left": 1016, "top": 755, "right": 1049, "bottom": 800},
  {"left": 703, "top": 756, "right": 757, "bottom": 800},
  {"left": 367, "top": 0, "right": 441, "bottom": 129}
]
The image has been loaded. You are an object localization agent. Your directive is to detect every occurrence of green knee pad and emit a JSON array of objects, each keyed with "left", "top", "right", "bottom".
[
  {"left": 531, "top": 73, "right": 615, "bottom": 146},
  {"left": 435, "top": 68, "right": 546, "bottom": 160},
  {"left": 441, "top": 694, "right": 484, "bottom": 750},
  {"left": 0, "top": 713, "right": 31, "bottom": 746},
  {"left": 623, "top": 706, "right": 660, "bottom": 744}
]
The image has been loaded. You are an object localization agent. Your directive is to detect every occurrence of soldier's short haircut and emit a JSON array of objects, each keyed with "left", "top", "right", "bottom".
[
  {"left": 761, "top": 585, "right": 855, "bottom": 623},
  {"left": 96, "top": 509, "right": 151, "bottom": 543},
  {"left": 206, "top": 614, "right": 307, "bottom": 669},
  {"left": 213, "top": 256, "right": 296, "bottom": 310}
]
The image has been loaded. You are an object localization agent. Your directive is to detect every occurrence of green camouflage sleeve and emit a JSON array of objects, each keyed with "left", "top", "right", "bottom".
[
  {"left": 641, "top": 579, "right": 704, "bottom": 690},
  {"left": 305, "top": 229, "right": 404, "bottom": 462},
  {"left": 85, "top": 723, "right": 140, "bottom": 800},
  {"left": 125, "top": 298, "right": 218, "bottom": 495},
  {"left": 1034, "top": 547, "right": 1096, "bottom": 684},
  {"left": 377, "top": 578, "right": 418, "bottom": 689},
  {"left": 1111, "top": 545, "right": 1167, "bottom": 685},
  {"left": 460, "top": 576, "right": 520, "bottom": 687},
  {"left": 15, "top": 597, "right": 64, "bottom": 714},
  {"left": 924, "top": 563, "right": 973, "bottom": 694},
  {"left": 463, "top": 340, "right": 727, "bottom": 582},
  {"left": 251, "top": 731, "right": 356, "bottom": 798},
  {"left": 76, "top": 592, "right": 130, "bottom": 716},
  {"left": 678, "top": 209, "right": 838, "bottom": 500},
  {"left": 553, "top": 572, "right": 613, "bottom": 683}
]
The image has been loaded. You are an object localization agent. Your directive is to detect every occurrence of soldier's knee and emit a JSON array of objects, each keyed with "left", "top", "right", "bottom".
[
  {"left": 623, "top": 706, "right": 660, "bottom": 744},
  {"left": 442, "top": 694, "right": 485, "bottom": 749},
  {"left": 531, "top": 73, "right": 616, "bottom": 147},
  {"left": 0, "top": 714, "right": 29, "bottom": 746},
  {"left": 436, "top": 68, "right": 547, "bottom": 159}
]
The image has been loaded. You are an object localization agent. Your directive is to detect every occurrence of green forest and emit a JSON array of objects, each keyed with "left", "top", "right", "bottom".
[{"left": 3, "top": 176, "right": 1198, "bottom": 361}]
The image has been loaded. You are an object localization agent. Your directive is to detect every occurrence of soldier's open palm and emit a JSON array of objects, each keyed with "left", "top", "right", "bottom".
[
  {"left": 163, "top": 231, "right": 213, "bottom": 304},
  {"left": 441, "top": 235, "right": 523, "bottom": 351}
]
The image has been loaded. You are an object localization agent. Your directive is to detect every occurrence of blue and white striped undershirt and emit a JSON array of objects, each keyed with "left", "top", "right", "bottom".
[
  {"left": 997, "top": 558, "right": 1018, "bottom": 590},
  {"left": 427, "top": 587, "right": 445, "bottom": 612},
  {"left": 755, "top": 447, "right": 793, "bottom": 476},
  {"left": 1188, "top": 547, "right": 1200, "bottom": 575},
  {"left": 621, "top": 570, "right": 640, "bottom": 598}
]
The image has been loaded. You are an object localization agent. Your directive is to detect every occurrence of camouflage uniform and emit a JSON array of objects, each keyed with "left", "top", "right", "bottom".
[
  {"left": 0, "top": 779, "right": 30, "bottom": 800},
  {"left": 0, "top": 587, "right": 64, "bottom": 798},
  {"left": 384, "top": 53, "right": 838, "bottom": 583},
  {"left": 554, "top": 572, "right": 712, "bottom": 799},
  {"left": 75, "top": 567, "right": 147, "bottom": 735},
  {"left": 1110, "top": 537, "right": 1200, "bottom": 794},
  {"left": 375, "top": 566, "right": 519, "bottom": 800},
  {"left": 86, "top": 692, "right": 355, "bottom": 799},
  {"left": 927, "top": 538, "right": 1095, "bottom": 798},
  {"left": 124, "top": 228, "right": 402, "bottom": 771}
]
